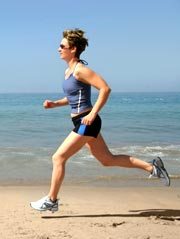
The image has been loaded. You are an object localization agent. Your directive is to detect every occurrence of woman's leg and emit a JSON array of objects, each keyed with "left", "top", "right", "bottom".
[
  {"left": 48, "top": 131, "right": 93, "bottom": 201},
  {"left": 86, "top": 133, "right": 153, "bottom": 172}
]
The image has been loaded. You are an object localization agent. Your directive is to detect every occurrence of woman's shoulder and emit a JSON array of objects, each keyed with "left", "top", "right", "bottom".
[{"left": 74, "top": 63, "right": 93, "bottom": 79}]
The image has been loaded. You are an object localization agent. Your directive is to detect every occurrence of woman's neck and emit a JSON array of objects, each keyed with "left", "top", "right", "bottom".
[
  {"left": 65, "top": 58, "right": 79, "bottom": 79},
  {"left": 67, "top": 58, "right": 79, "bottom": 70}
]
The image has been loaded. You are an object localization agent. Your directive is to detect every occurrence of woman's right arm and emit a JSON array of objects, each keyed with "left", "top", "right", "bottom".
[{"left": 43, "top": 97, "right": 69, "bottom": 109}]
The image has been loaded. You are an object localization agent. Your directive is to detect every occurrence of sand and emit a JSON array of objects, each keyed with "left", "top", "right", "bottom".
[{"left": 0, "top": 185, "right": 180, "bottom": 239}]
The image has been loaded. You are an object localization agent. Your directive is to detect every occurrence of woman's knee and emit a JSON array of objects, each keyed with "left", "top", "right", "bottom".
[
  {"left": 52, "top": 152, "right": 67, "bottom": 165},
  {"left": 89, "top": 149, "right": 112, "bottom": 167},
  {"left": 94, "top": 154, "right": 113, "bottom": 167},
  {"left": 100, "top": 160, "right": 111, "bottom": 167}
]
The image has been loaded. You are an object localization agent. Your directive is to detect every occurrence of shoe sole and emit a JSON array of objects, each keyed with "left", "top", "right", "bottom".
[
  {"left": 30, "top": 203, "right": 58, "bottom": 213},
  {"left": 154, "top": 157, "right": 170, "bottom": 186}
]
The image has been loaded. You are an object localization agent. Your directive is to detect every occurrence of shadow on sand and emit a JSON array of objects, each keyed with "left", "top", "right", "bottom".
[{"left": 42, "top": 209, "right": 180, "bottom": 221}]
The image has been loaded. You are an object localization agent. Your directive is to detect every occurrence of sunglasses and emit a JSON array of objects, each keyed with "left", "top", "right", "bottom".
[{"left": 60, "top": 44, "right": 70, "bottom": 50}]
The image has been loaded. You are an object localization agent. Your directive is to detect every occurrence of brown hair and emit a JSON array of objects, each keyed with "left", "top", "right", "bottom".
[{"left": 63, "top": 28, "right": 88, "bottom": 58}]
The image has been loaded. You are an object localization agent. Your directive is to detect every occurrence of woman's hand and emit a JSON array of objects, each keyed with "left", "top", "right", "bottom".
[
  {"left": 43, "top": 97, "right": 69, "bottom": 109},
  {"left": 81, "top": 112, "right": 97, "bottom": 125},
  {"left": 43, "top": 100, "right": 56, "bottom": 109}
]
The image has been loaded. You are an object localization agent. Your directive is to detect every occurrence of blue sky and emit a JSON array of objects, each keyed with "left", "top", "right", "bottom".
[{"left": 0, "top": 0, "right": 180, "bottom": 93}]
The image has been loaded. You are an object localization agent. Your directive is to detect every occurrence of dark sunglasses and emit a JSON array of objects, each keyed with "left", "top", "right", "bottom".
[{"left": 60, "top": 44, "right": 70, "bottom": 50}]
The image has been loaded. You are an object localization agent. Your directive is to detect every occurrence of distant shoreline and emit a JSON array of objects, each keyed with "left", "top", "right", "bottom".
[{"left": 0, "top": 91, "right": 180, "bottom": 94}]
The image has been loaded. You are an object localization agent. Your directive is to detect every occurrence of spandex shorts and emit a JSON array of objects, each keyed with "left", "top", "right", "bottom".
[{"left": 72, "top": 111, "right": 101, "bottom": 138}]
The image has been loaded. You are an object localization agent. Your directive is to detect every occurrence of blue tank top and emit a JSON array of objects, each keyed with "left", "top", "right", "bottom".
[{"left": 62, "top": 73, "right": 92, "bottom": 114}]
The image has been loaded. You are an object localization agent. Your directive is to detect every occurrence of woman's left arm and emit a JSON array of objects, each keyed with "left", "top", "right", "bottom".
[{"left": 75, "top": 66, "right": 111, "bottom": 125}]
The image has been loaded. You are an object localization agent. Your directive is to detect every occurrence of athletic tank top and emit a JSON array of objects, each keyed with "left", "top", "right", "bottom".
[{"left": 62, "top": 64, "right": 92, "bottom": 114}]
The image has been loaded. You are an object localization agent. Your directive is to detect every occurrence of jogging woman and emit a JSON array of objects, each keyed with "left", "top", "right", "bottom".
[{"left": 30, "top": 29, "right": 170, "bottom": 212}]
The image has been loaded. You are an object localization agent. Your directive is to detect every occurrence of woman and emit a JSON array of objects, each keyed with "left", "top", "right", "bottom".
[{"left": 30, "top": 29, "right": 170, "bottom": 212}]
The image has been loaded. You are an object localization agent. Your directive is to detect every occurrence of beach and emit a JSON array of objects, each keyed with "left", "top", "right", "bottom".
[
  {"left": 1, "top": 184, "right": 180, "bottom": 239},
  {"left": 0, "top": 92, "right": 180, "bottom": 238},
  {"left": 1, "top": 0, "right": 180, "bottom": 237}
]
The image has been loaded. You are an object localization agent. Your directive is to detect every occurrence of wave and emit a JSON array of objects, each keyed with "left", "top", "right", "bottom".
[
  {"left": 0, "top": 144, "right": 180, "bottom": 162},
  {"left": 0, "top": 144, "right": 180, "bottom": 183},
  {"left": 111, "top": 145, "right": 180, "bottom": 161}
]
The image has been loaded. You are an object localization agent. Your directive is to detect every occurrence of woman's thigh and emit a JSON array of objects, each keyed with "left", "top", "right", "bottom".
[
  {"left": 54, "top": 131, "right": 93, "bottom": 160},
  {"left": 85, "top": 133, "right": 112, "bottom": 163}
]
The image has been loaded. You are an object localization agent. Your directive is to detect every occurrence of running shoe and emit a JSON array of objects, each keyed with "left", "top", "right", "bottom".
[
  {"left": 149, "top": 157, "right": 170, "bottom": 186},
  {"left": 30, "top": 196, "right": 59, "bottom": 212}
]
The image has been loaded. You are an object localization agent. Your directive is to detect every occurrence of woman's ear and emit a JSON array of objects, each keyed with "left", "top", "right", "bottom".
[{"left": 71, "top": 46, "right": 77, "bottom": 55}]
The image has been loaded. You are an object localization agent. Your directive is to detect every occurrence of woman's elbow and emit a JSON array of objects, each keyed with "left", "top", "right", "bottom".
[
  {"left": 100, "top": 85, "right": 111, "bottom": 96},
  {"left": 105, "top": 86, "right": 111, "bottom": 95}
]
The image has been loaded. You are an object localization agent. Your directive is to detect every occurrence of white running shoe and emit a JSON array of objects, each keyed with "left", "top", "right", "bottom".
[
  {"left": 149, "top": 157, "right": 170, "bottom": 186},
  {"left": 30, "top": 196, "right": 59, "bottom": 212}
]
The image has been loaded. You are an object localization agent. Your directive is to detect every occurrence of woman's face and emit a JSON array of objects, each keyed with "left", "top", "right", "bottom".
[{"left": 58, "top": 38, "right": 75, "bottom": 61}]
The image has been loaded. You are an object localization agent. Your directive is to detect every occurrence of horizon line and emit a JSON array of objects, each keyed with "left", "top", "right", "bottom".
[{"left": 0, "top": 91, "right": 180, "bottom": 94}]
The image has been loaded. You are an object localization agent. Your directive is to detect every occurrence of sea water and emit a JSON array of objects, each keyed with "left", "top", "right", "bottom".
[{"left": 0, "top": 92, "right": 180, "bottom": 186}]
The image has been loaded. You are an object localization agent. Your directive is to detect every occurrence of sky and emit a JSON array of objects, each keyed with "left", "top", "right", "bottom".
[{"left": 0, "top": 0, "right": 180, "bottom": 93}]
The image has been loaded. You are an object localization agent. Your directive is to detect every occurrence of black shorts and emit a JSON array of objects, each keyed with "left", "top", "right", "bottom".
[{"left": 72, "top": 111, "right": 101, "bottom": 138}]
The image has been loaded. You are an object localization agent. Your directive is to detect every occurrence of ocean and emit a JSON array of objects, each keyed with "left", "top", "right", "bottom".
[{"left": 0, "top": 92, "right": 180, "bottom": 187}]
